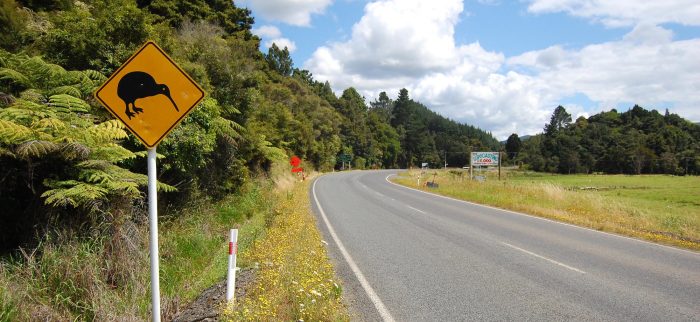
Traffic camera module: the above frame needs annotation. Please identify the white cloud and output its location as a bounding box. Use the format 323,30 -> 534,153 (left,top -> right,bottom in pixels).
304,0 -> 700,139
253,25 -> 297,52
304,0 -> 553,138
526,0 -> 700,27
252,25 -> 282,38
266,38 -> 297,52
509,25 -> 700,122
238,0 -> 333,26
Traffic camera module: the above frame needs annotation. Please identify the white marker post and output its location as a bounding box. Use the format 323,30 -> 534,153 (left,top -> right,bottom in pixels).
226,229 -> 239,302
147,148 -> 161,322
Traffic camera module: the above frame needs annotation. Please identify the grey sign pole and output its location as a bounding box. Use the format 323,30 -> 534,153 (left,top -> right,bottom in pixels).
147,147 -> 161,322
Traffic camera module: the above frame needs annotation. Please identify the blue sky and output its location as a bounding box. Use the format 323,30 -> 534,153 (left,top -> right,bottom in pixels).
240,0 -> 700,139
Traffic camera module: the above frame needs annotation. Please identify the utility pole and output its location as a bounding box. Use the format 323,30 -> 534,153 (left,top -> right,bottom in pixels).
498,151 -> 502,181
444,150 -> 447,169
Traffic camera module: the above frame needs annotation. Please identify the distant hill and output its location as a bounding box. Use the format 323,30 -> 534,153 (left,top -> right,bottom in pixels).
500,134 -> 533,144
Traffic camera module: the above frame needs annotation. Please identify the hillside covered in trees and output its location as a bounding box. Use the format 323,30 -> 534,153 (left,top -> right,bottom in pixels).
508,105 -> 700,175
0,0 -> 497,252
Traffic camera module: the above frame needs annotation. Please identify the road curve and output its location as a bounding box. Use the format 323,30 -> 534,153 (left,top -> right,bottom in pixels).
310,170 -> 700,321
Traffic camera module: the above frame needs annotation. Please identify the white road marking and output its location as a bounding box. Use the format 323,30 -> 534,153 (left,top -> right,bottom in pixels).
384,174 -> 699,257
501,242 -> 586,274
312,177 -> 396,322
406,205 -> 426,214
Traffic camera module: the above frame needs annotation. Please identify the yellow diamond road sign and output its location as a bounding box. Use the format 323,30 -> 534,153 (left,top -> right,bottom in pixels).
95,41 -> 205,148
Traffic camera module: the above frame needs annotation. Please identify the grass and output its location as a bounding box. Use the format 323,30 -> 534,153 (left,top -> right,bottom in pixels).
222,174 -> 349,321
0,164 -> 349,321
158,182 -> 273,318
0,163 -> 317,320
393,169 -> 700,251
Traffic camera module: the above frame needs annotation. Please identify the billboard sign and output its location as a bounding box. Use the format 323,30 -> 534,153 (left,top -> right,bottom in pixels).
471,152 -> 499,166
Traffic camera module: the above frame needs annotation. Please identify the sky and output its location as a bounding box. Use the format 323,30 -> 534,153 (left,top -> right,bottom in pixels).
239,0 -> 700,140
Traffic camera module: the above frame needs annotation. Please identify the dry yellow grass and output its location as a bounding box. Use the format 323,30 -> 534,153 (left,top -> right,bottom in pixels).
394,169 -> 700,251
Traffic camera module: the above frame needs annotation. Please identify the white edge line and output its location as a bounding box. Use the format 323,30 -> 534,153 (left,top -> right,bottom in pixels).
385,173 -> 700,256
312,177 -> 396,322
501,242 -> 586,274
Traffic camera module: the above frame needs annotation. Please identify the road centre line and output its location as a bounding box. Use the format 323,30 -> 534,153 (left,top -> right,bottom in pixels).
312,177 -> 396,322
406,205 -> 426,214
384,174 -> 699,256
501,242 -> 586,274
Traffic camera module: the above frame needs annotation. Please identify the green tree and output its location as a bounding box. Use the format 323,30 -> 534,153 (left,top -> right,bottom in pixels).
544,105 -> 572,136
505,133 -> 521,161
265,43 -> 293,76
370,91 -> 392,123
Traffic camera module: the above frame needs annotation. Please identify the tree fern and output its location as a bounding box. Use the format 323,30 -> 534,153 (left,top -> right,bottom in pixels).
0,51 -> 176,213
42,180 -> 109,209
16,140 -> 59,159
48,94 -> 90,114
256,135 -> 287,162
0,68 -> 31,89
48,85 -> 82,97
0,119 -> 32,143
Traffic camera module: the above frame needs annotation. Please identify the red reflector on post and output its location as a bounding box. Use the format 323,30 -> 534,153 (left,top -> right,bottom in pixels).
229,242 -> 233,255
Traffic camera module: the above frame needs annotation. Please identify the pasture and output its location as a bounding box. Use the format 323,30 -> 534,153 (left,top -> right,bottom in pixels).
393,169 -> 700,251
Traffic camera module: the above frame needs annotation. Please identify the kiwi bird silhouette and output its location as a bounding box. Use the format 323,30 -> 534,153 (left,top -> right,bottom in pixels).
117,71 -> 179,119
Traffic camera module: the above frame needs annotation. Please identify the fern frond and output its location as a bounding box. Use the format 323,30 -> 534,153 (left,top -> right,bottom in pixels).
79,168 -> 113,184
48,94 -> 90,114
78,159 -> 112,169
42,180 -> 109,208
90,143 -> 136,162
0,119 -> 33,143
22,57 -> 68,88
64,71 -> 85,85
157,181 -> 177,192
0,146 -> 15,157
88,120 -> 128,145
32,117 -> 66,133
61,141 -> 91,160
18,89 -> 45,103
48,85 -> 82,98
16,140 -> 59,159
257,136 -> 287,161
83,70 -> 107,83
105,180 -> 141,195
1,100 -> 57,129
0,68 -> 31,88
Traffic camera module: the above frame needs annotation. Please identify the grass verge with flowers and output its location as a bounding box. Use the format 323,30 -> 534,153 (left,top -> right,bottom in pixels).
222,174 -> 349,321
393,169 -> 700,251
0,174 -> 276,321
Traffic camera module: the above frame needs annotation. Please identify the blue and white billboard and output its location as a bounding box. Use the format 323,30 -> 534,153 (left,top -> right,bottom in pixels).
471,152 -> 499,166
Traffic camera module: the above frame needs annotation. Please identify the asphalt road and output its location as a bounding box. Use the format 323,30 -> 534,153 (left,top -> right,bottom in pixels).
310,170 -> 700,321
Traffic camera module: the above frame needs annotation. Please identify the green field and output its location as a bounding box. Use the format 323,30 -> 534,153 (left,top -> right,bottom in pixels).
394,169 -> 700,251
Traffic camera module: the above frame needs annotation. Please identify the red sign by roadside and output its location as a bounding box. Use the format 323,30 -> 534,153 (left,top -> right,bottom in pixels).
290,156 -> 301,168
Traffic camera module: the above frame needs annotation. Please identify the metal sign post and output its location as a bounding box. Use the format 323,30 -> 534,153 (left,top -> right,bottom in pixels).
147,148 -> 161,322
94,40 -> 206,322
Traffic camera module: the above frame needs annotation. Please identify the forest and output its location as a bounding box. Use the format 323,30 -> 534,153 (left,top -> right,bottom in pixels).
1,0 -> 698,253
507,105 -> 700,175
0,0 -> 498,253
2,0 -> 699,252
